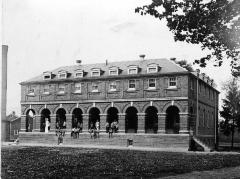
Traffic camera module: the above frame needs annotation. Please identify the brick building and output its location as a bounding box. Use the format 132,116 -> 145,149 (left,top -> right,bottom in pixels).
20,58 -> 219,149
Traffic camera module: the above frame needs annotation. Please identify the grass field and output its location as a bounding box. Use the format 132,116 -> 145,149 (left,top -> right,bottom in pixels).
2,146 -> 240,178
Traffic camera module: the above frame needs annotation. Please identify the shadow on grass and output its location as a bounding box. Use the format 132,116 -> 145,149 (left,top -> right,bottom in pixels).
2,146 -> 240,178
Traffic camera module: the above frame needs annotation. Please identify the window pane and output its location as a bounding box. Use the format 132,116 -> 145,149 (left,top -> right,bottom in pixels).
169,77 -> 176,87
109,70 -> 117,75
148,67 -> 157,73
76,72 -> 83,77
129,80 -> 135,89
149,79 -> 156,88
129,68 -> 137,74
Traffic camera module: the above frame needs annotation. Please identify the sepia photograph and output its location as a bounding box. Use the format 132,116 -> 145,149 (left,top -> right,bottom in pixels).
1,0 -> 240,178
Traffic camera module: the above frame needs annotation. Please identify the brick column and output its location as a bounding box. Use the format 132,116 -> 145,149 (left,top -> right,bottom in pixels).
137,113 -> 145,133
179,113 -> 189,134
20,115 -> 26,132
82,114 -> 89,132
117,113 -> 126,133
100,114 -> 107,132
65,114 -> 72,132
157,113 -> 166,133
50,114 -> 56,132
33,115 -> 41,132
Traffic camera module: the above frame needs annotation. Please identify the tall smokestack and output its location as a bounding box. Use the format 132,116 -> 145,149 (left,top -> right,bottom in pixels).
2,45 -> 8,142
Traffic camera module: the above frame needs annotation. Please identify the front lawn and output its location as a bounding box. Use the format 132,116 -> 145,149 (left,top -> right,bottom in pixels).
2,146 -> 240,178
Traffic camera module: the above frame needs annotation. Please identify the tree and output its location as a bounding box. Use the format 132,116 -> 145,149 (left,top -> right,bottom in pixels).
135,0 -> 240,76
219,78 -> 240,149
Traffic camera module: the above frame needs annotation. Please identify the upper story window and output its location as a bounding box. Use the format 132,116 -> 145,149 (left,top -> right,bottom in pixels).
128,79 -> 136,90
109,81 -> 117,91
128,65 -> 138,75
43,85 -> 50,95
75,69 -> 84,78
28,86 -> 35,96
109,67 -> 119,76
58,84 -> 65,94
43,71 -> 52,80
168,77 -> 177,88
148,79 -> 156,89
147,63 -> 158,73
92,83 -> 98,92
58,70 -> 67,79
91,68 -> 101,77
74,83 -> 81,93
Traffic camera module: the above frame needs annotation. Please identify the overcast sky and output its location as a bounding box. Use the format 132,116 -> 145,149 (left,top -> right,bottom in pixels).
3,0 -> 231,115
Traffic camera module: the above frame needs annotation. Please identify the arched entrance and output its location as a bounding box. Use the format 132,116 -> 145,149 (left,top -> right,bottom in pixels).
166,106 -> 180,134
145,106 -> 158,133
107,107 -> 119,124
72,108 -> 83,128
56,108 -> 66,129
125,107 -> 138,133
89,107 -> 100,129
40,109 -> 51,132
26,109 -> 35,132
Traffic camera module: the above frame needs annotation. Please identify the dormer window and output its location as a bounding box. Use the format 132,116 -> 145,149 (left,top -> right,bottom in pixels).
147,64 -> 158,73
91,68 -> 101,77
74,83 -> 81,93
58,84 -> 65,94
109,67 -> 119,76
128,65 -> 138,75
58,70 -> 67,79
75,69 -> 84,78
43,72 -> 52,80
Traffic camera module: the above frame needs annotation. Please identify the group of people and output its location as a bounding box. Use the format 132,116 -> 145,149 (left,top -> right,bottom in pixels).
55,119 -> 119,142
71,118 -> 83,138
89,121 -> 100,139
105,121 -> 119,138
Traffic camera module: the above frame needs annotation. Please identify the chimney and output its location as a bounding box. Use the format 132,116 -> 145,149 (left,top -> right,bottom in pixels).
170,57 -> 176,61
76,60 -> 82,66
139,54 -> 146,60
201,73 -> 205,80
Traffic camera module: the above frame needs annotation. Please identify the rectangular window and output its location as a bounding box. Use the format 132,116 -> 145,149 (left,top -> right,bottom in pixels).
14,130 -> 19,135
43,86 -> 50,94
148,79 -> 156,89
92,83 -> 98,92
128,80 -> 136,90
74,83 -> 81,93
59,73 -> 67,79
28,87 -> 35,96
109,81 -> 117,91
147,67 -> 157,73
109,70 -> 118,76
169,77 -> 177,88
58,84 -> 65,94
75,72 -> 83,78
44,75 -> 51,80
91,71 -> 100,77
128,68 -> 137,74
190,79 -> 194,90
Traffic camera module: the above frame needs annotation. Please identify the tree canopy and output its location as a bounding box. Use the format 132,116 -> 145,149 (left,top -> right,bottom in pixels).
135,0 -> 240,76
220,78 -> 240,135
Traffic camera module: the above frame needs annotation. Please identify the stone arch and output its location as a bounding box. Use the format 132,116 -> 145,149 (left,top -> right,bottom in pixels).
70,106 -> 85,114
142,103 -> 160,113
53,105 -> 68,114
162,101 -> 183,113
104,103 -> 121,114
25,109 -> 36,132
86,105 -> 103,114
24,106 -> 38,115
122,103 -> 140,113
